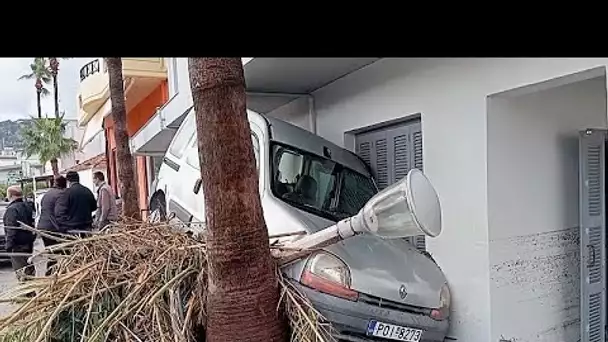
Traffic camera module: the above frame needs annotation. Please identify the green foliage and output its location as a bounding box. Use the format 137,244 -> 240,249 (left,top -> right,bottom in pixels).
0,183 -> 6,199
20,115 -> 79,165
18,58 -> 52,97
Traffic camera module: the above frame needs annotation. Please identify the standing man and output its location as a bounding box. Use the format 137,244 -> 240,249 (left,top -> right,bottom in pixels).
34,176 -> 67,276
3,186 -> 35,280
92,171 -> 118,230
37,175 -> 67,245
55,171 -> 97,233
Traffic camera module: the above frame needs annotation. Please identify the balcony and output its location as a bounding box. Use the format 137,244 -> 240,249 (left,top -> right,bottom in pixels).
78,58 -> 167,125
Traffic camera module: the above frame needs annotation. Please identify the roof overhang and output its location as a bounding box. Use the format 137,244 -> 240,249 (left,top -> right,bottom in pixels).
244,58 -> 380,113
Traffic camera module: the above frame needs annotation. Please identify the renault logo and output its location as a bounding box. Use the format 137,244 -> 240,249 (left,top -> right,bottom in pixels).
399,284 -> 407,299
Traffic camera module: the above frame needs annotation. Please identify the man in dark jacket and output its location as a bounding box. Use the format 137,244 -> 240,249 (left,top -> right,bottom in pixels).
37,175 -> 67,246
3,185 -> 35,280
55,171 -> 97,232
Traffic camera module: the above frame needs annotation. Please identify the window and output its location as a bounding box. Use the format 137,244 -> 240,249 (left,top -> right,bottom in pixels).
251,133 -> 260,171
185,139 -> 199,169
185,132 -> 261,172
276,151 -> 303,184
336,169 -> 377,216
168,113 -> 195,159
271,144 -> 377,222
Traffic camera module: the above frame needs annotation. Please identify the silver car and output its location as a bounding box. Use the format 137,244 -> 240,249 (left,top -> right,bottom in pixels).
150,109 -> 451,342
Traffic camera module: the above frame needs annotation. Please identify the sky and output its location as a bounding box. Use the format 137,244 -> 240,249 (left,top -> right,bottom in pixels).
0,58 -> 91,122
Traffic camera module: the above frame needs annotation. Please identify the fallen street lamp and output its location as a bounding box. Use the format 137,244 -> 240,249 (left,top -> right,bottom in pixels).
275,169 -> 442,264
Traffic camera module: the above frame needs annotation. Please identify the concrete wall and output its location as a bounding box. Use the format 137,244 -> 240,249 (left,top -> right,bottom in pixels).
266,58 -> 608,341
487,76 -> 607,341
267,98 -> 313,131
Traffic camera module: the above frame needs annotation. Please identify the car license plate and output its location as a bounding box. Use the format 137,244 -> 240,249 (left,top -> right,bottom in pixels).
366,320 -> 423,341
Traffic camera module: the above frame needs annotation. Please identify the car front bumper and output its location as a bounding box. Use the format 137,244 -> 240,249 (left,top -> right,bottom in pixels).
292,283 -> 449,342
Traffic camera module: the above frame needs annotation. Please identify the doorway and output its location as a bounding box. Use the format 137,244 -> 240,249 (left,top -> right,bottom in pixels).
487,72 -> 607,342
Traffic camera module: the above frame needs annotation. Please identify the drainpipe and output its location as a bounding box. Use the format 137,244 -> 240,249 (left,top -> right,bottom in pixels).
308,95 -> 317,134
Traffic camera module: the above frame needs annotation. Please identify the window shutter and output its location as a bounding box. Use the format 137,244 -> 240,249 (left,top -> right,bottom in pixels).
579,129 -> 606,342
355,119 -> 426,251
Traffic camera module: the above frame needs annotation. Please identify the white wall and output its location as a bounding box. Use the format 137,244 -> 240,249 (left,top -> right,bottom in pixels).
266,58 -> 608,341
267,98 -> 312,131
78,167 -> 106,196
487,77 -> 607,341
81,132 -> 105,160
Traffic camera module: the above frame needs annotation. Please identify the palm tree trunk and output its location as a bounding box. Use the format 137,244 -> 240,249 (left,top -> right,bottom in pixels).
50,58 -> 60,118
188,58 -> 286,342
36,89 -> 42,119
106,58 -> 140,220
53,75 -> 59,118
50,158 -> 59,176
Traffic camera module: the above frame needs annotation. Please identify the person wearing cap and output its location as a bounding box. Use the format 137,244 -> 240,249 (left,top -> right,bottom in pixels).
2,185 -> 35,280
55,171 -> 97,233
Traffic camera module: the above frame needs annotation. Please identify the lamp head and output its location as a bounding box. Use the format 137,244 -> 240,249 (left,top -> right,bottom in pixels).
351,169 -> 442,239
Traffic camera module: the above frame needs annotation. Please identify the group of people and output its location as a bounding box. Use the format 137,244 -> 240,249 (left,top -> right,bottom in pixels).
2,171 -> 118,280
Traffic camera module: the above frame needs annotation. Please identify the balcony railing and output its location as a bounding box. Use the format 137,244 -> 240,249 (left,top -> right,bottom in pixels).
80,59 -> 100,81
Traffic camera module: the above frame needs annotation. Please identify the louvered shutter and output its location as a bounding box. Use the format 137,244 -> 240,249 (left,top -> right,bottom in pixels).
408,122 -> 425,250
579,129 -> 606,342
355,119 -> 426,251
356,130 -> 391,190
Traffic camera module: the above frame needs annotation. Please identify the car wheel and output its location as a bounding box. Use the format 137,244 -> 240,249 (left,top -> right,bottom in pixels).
148,192 -> 167,223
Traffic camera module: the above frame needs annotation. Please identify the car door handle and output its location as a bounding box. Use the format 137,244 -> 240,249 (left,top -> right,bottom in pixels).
193,178 -> 203,194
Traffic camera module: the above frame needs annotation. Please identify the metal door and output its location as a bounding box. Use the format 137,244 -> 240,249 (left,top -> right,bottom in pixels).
580,128 -> 606,342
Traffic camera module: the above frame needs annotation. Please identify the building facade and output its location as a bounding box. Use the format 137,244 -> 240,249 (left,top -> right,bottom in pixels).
130,58 -> 608,342
76,58 -> 169,213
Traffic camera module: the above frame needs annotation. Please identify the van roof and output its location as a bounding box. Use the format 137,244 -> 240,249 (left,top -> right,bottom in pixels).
260,114 -> 371,177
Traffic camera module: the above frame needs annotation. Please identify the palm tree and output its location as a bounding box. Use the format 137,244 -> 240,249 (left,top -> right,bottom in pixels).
105,58 -> 140,220
188,58 -> 286,342
48,57 -> 71,118
18,58 -> 52,119
20,115 -> 79,175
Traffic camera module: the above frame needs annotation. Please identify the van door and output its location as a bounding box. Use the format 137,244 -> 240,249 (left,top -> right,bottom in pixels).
579,128 -> 606,342
180,123 -> 264,225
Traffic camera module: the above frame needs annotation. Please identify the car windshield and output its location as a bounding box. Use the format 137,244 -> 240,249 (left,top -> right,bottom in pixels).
271,144 -> 377,222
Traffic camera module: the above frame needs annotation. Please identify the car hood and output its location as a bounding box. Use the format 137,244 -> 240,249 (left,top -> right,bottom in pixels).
265,197 -> 446,308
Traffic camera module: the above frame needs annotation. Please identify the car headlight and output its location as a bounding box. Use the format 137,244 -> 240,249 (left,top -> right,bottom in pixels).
431,283 -> 451,321
300,251 -> 359,301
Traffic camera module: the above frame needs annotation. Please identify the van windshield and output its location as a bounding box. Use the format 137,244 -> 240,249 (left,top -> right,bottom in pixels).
271,144 -> 377,222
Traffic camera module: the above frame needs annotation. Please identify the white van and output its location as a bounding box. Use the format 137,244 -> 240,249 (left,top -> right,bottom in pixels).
150,109 -> 451,342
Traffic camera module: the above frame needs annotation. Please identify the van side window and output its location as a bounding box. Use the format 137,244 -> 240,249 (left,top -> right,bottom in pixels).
185,132 -> 261,172
274,149 -> 304,198
311,160 -> 336,208
251,133 -> 260,171
185,139 -> 199,169
168,114 -> 196,159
